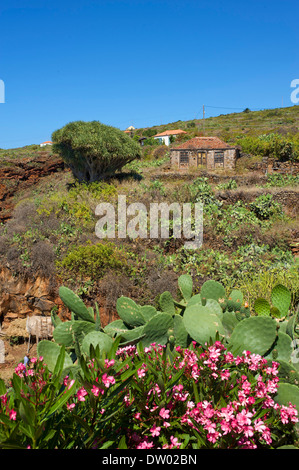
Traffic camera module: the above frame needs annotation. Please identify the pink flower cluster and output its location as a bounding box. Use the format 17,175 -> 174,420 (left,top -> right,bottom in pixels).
0,393 -> 16,421
65,356 -> 117,413
125,341 -> 298,449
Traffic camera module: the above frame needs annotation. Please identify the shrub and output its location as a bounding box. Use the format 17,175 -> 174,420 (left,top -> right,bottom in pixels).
1,341 -> 298,449
57,242 -> 127,279
249,194 -> 282,220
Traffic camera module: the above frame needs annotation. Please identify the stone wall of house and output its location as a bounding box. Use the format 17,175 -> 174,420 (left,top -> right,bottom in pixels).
170,148 -> 236,170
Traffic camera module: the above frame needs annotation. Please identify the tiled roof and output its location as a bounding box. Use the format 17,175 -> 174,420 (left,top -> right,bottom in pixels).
154,129 -> 187,137
40,141 -> 53,144
171,137 -> 233,150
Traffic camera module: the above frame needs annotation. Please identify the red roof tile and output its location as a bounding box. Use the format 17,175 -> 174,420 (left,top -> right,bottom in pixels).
172,137 -> 233,150
154,129 -> 187,137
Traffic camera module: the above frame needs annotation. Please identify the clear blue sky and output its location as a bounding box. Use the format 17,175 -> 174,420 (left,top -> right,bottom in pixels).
0,0 -> 298,148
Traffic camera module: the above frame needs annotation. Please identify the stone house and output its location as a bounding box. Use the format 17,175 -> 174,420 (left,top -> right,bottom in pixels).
170,136 -> 238,170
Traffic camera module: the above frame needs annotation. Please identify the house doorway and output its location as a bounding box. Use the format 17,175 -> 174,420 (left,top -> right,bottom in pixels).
197,151 -> 207,168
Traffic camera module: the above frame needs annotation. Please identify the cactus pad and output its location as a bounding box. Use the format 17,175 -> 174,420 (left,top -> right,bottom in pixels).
82,331 -> 113,356
142,313 -> 173,347
271,284 -> 291,318
59,286 -> 94,323
228,316 -> 277,355
116,297 -> 146,327
200,280 -> 226,302
178,274 -> 193,301
254,298 -> 271,316
183,305 -> 225,346
159,291 -> 176,315
37,340 -> 73,372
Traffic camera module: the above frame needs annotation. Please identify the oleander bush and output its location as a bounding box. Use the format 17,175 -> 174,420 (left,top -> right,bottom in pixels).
0,340 -> 298,449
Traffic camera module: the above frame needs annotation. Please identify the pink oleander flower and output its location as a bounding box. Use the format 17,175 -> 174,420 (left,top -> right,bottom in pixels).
67,402 -> 76,411
170,436 -> 182,448
220,369 -> 230,380
104,359 -> 115,368
236,409 -> 253,427
159,407 -> 170,420
9,409 -> 17,421
254,418 -> 267,433
137,368 -> 146,378
280,403 -> 298,424
91,385 -> 103,397
137,439 -> 154,449
102,373 -> 115,388
150,425 -> 161,437
77,387 -> 88,402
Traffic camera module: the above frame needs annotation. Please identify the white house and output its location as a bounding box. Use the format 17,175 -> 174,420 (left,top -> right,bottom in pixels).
40,141 -> 53,147
153,129 -> 187,146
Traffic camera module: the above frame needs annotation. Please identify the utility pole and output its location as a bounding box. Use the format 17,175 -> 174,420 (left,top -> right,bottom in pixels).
203,105 -> 205,136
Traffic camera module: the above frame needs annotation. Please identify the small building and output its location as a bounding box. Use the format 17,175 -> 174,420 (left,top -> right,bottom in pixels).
124,126 -> 136,135
170,136 -> 238,170
40,141 -> 53,147
153,129 -> 187,146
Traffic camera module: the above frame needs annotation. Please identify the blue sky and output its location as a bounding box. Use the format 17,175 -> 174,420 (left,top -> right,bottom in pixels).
0,0 -> 298,148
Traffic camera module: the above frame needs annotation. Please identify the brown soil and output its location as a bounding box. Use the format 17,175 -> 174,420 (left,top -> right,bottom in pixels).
0,337 -> 38,386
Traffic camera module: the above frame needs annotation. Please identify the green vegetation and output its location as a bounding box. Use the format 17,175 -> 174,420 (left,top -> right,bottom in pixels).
52,120 -> 142,182
0,106 -> 298,449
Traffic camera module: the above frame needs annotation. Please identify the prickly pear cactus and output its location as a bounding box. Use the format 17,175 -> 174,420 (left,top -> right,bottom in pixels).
59,286 -> 95,323
178,274 -> 193,302
142,313 -> 174,348
254,298 -> 271,316
275,383 -> 299,413
37,340 -> 73,372
271,284 -> 291,318
159,291 -> 176,315
228,316 -> 278,356
81,331 -> 113,356
116,297 -> 146,327
200,280 -> 226,303
183,304 -> 225,346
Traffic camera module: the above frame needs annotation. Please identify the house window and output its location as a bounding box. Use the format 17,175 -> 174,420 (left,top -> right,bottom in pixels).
179,151 -> 189,164
214,151 -> 224,166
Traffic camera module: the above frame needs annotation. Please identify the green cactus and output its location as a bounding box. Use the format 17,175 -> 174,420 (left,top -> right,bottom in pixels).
140,305 -> 157,322
104,319 -> 129,337
142,313 -> 174,348
37,340 -> 73,372
178,274 -> 193,301
173,314 -> 190,348
235,312 -> 243,322
159,291 -> 176,315
228,289 -> 244,304
254,298 -> 271,316
53,320 -> 75,348
275,383 -> 299,412
265,332 -> 293,363
222,310 -> 239,336
186,294 -> 202,308
271,284 -> 292,318
276,361 -> 299,386
228,316 -> 278,356
183,304 -> 225,346
59,286 -> 94,323
200,280 -> 226,303
116,297 -> 146,328
81,331 -> 113,356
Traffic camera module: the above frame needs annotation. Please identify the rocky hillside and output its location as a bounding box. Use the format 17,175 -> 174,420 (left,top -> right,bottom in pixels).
0,148 -> 65,223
